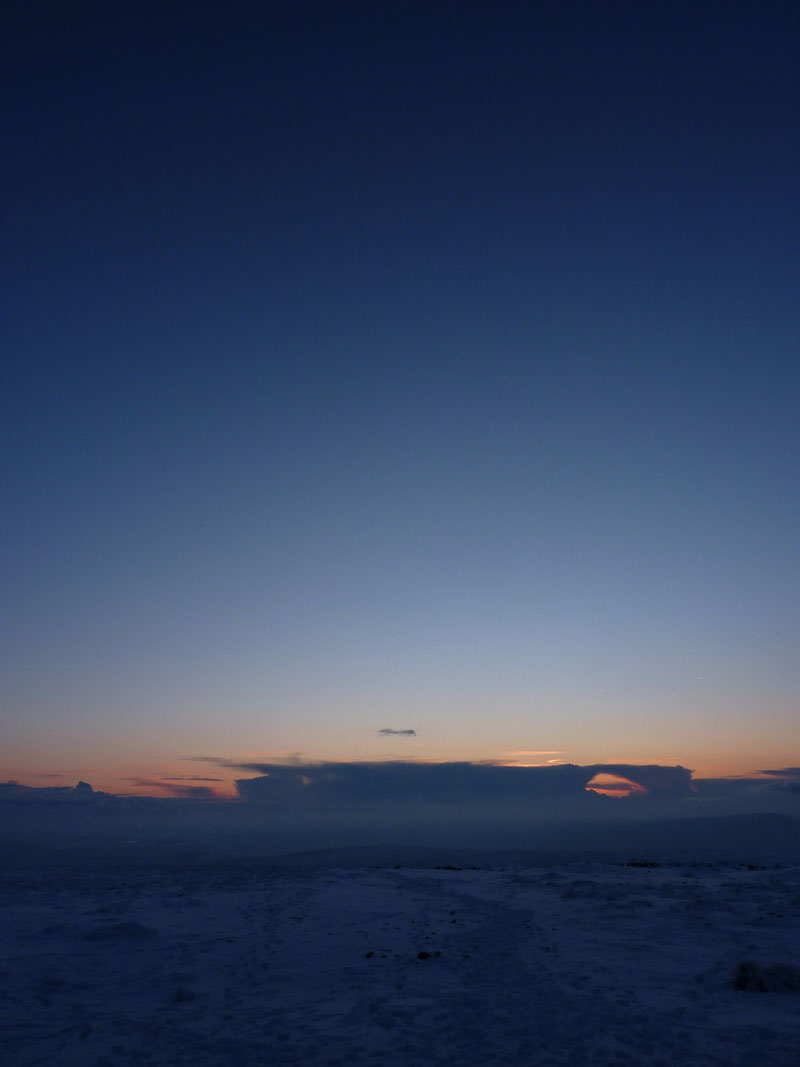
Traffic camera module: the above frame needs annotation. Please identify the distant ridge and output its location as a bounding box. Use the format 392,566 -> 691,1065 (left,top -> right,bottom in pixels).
273,813 -> 800,868
2,801 -> 798,867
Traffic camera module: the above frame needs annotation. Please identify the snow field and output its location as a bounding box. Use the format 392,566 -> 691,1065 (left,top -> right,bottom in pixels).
1,861 -> 799,1065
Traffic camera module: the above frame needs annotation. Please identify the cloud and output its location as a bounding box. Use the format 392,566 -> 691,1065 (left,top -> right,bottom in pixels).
6,762 -> 797,824
2,767 -> 799,866
379,728 -> 417,736
506,751 -> 564,757
124,778 -> 220,799
162,776 -> 224,783
231,761 -> 694,812
757,770 -> 800,795
685,772 -> 800,806
182,756 -> 800,818
0,780 -> 101,805
185,754 -> 306,768
590,764 -> 693,795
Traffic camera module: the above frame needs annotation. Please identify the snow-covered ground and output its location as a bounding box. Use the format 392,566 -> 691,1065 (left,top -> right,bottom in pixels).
2,859 -> 799,1065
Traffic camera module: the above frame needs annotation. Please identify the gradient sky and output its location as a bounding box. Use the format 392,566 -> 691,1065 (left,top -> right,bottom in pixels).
3,3 -> 799,796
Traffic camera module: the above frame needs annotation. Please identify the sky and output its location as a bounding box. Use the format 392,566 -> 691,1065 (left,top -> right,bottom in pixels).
3,2 -> 799,801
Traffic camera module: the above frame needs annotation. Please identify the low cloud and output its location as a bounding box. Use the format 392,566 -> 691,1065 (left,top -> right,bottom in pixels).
0,781 -> 100,805
124,778 -> 220,799
13,761 -> 796,822
758,769 -> 800,795
379,728 -> 417,737
506,751 -> 564,758
232,761 -> 694,813
162,776 -> 224,783
2,765 -> 799,865
684,771 -> 800,805
591,764 -> 693,795
185,754 -> 306,769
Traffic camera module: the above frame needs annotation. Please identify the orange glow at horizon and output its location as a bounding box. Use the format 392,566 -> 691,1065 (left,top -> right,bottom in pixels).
585,773 -> 648,798
3,748 -> 800,801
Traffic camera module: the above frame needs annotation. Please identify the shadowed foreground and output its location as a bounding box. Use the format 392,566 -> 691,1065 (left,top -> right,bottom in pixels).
2,860 -> 799,1065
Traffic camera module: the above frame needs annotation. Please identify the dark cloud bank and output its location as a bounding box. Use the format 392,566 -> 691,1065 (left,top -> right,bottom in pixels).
230,761 -> 691,805
2,763 -> 799,866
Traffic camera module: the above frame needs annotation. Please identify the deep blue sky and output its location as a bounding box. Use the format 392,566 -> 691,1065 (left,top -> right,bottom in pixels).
3,2 -> 799,790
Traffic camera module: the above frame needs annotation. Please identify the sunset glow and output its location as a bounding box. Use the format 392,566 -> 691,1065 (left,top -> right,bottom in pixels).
585,774 -> 648,798
3,3 -> 798,807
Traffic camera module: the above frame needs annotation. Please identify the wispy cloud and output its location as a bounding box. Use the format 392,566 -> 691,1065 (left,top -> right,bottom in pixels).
162,776 -> 224,783
757,769 -> 800,794
506,751 -> 564,757
379,728 -> 417,736
185,754 -> 307,768
124,778 -> 220,799
503,750 -> 565,766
